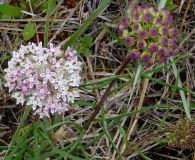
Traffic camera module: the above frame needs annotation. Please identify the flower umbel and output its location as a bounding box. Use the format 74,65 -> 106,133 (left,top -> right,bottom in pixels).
118,5 -> 178,67
4,42 -> 82,118
167,118 -> 195,150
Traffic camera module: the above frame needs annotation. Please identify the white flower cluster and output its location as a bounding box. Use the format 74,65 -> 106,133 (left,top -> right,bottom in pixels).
4,42 -> 82,118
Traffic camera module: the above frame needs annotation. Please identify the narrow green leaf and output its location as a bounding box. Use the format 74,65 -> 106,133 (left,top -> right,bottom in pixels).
7,127 -> 33,159
47,121 -> 83,131
22,22 -> 36,40
15,147 -> 26,160
73,101 -> 96,107
101,107 -> 124,160
96,104 -> 173,121
44,0 -> 54,47
80,74 -> 128,87
83,108 -> 128,150
79,145 -> 90,160
5,105 -> 32,159
135,147 -> 152,160
33,120 -> 39,160
117,125 -> 128,149
170,57 -> 191,119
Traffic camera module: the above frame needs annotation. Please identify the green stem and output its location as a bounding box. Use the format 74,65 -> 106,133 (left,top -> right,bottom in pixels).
101,107 -> 124,160
44,0 -> 53,47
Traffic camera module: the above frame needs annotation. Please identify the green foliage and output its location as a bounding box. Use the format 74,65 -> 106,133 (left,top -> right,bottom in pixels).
0,73 -> 6,83
76,36 -> 93,57
165,0 -> 178,11
117,125 -> 128,149
0,4 -> 22,18
0,55 -> 10,61
29,0 -> 37,7
80,73 -> 128,90
22,22 -> 36,41
64,0 -> 111,49
38,0 -> 56,12
0,0 -> 57,19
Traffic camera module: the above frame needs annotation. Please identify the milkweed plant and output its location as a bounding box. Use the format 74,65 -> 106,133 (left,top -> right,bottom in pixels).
118,5 -> 178,67
4,42 -> 82,118
3,3 -> 193,154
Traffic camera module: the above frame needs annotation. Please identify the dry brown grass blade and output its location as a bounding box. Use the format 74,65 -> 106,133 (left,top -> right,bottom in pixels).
91,28 -> 107,46
86,57 -> 101,102
179,0 -> 192,32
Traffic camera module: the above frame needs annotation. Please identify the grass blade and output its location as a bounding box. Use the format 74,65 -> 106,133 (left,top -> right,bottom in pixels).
5,105 -> 32,159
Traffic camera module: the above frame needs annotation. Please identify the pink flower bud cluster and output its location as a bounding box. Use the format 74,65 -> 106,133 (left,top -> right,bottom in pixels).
4,42 -> 82,118
118,5 -> 178,67
168,118 -> 195,150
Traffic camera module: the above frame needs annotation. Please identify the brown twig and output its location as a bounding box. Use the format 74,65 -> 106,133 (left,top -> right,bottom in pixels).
86,57 -> 101,102
179,0 -> 192,32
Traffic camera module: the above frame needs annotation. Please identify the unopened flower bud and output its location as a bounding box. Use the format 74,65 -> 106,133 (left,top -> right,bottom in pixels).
149,7 -> 159,17
149,27 -> 158,37
141,53 -> 151,62
138,29 -> 148,39
129,49 -> 140,59
159,26 -> 168,35
125,37 -> 135,46
168,28 -> 179,37
159,8 -> 169,16
133,13 -> 142,22
148,42 -> 158,53
137,5 -> 148,14
168,38 -> 177,49
132,23 -> 141,32
145,59 -> 153,68
121,17 -> 130,27
162,15 -> 173,26
160,56 -> 168,63
165,47 -> 174,57
160,36 -> 169,46
158,46 -> 166,56
137,39 -> 147,50
143,12 -> 153,22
